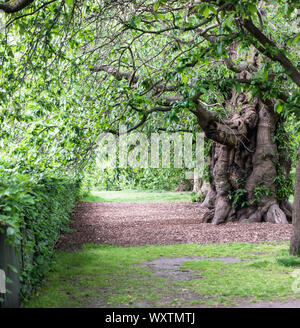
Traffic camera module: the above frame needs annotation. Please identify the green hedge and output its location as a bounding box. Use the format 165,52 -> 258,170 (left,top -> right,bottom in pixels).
0,174 -> 81,301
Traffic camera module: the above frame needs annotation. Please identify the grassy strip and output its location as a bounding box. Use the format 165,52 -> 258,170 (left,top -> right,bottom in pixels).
82,190 -> 193,203
24,241 -> 300,308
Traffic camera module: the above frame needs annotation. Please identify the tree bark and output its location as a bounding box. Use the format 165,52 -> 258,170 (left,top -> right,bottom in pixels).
290,146 -> 300,255
193,169 -> 202,193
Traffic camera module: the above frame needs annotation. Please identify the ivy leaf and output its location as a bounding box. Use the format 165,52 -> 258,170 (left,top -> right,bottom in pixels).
235,83 -> 242,93
275,102 -> 284,114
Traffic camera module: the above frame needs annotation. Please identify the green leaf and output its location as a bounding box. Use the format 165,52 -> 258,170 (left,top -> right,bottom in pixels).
235,83 -> 242,93
153,2 -> 160,10
217,43 -> 223,56
181,74 -> 188,84
288,33 -> 300,46
247,3 -> 257,14
275,102 -> 284,114
6,227 -> 16,236
203,6 -> 210,18
7,264 -> 18,273
65,0 -> 73,7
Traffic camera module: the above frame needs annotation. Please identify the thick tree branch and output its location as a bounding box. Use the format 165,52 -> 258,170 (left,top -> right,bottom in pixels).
243,18 -> 300,87
130,104 -> 171,114
0,0 -> 34,13
124,17 -> 212,35
91,65 -> 139,83
91,65 -> 177,93
103,114 -> 148,135
191,92 -> 252,148
223,58 -> 257,73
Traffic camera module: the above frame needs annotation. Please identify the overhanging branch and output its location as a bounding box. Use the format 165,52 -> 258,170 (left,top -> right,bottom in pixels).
91,64 -> 178,94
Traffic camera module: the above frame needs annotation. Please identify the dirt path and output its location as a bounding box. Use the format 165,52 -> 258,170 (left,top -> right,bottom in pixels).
57,201 -> 292,249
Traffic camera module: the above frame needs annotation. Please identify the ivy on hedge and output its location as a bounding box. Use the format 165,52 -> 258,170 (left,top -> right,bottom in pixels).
0,174 -> 81,300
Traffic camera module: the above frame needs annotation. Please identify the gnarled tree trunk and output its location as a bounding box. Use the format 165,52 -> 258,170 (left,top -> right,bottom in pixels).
290,146 -> 300,254
200,97 -> 291,224
194,45 -> 293,225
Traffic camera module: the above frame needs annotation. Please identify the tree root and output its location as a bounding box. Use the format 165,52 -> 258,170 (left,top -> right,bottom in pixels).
265,204 -> 289,224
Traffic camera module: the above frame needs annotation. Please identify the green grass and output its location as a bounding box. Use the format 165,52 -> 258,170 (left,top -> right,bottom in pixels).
276,256 -> 300,267
23,241 -> 300,308
82,190 -> 193,202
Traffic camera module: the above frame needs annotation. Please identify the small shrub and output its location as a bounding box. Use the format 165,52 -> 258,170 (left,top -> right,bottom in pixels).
191,192 -> 204,203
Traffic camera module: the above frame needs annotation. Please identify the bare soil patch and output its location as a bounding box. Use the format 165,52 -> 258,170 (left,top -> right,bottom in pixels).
56,201 -> 292,249
143,256 -> 245,281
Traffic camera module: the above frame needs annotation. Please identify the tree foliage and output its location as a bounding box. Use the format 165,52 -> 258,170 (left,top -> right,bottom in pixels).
0,0 -> 299,174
